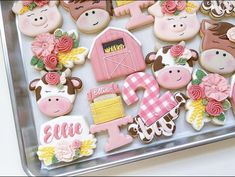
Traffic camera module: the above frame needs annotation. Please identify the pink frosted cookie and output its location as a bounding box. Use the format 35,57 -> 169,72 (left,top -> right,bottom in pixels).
200,20 -> 235,75
12,1 -> 62,37
88,27 -> 146,82
122,72 -> 187,143
37,116 -> 96,166
88,83 -> 133,152
29,70 -> 83,118
31,29 -> 88,71
186,69 -> 231,131
145,41 -> 198,90
114,0 -> 155,30
148,0 -> 201,42
61,0 -> 113,34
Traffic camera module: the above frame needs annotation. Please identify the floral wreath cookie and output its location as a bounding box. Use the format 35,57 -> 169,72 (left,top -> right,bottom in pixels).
37,116 -> 96,166
148,0 -> 201,42
31,29 -> 88,71
186,69 -> 231,131
12,0 -> 62,37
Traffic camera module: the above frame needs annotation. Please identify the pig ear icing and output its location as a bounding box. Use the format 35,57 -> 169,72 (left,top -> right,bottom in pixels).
49,0 -> 59,7
60,0 -> 71,10
12,1 -> 23,15
29,79 -> 40,91
200,20 -> 215,35
148,2 -> 163,17
70,77 -> 83,90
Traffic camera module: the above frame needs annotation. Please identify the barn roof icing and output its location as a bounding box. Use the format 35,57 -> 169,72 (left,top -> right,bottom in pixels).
88,27 -> 142,59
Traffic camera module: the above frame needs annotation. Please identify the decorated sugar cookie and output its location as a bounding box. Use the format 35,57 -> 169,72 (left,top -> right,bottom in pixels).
114,0 -> 155,30
31,29 -> 88,71
88,83 -> 133,152
200,20 -> 235,75
29,70 -> 83,118
37,116 -> 96,166
12,0 -> 62,37
145,41 -> 198,90
61,0 -> 113,34
122,72 -> 187,143
231,74 -> 235,114
148,0 -> 201,42
88,27 -> 146,82
200,0 -> 235,20
186,69 -> 231,131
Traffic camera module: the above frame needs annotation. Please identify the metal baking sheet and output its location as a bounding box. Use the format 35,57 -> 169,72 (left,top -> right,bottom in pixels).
1,0 -> 235,176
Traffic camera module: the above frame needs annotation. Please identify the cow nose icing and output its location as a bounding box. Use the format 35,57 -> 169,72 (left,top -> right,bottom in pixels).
31,14 -> 47,26
171,22 -> 186,32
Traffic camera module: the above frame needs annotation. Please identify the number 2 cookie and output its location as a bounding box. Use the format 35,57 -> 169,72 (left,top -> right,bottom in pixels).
12,1 -> 62,37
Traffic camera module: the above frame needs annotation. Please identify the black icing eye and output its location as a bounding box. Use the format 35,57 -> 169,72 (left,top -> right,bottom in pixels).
48,99 -> 51,102
40,17 -> 43,20
177,70 -> 180,73
223,53 -> 227,57
85,13 -> 89,16
180,24 -> 183,27
56,99 -> 59,101
34,18 -> 38,21
216,51 -> 219,55
169,70 -> 172,73
173,25 -> 176,28
92,10 -> 95,14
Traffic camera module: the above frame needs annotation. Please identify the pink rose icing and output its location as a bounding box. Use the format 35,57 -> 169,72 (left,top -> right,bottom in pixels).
71,140 -> 82,149
206,100 -> 223,117
161,0 -> 177,15
176,0 -> 186,11
31,33 -> 56,58
55,141 -> 75,162
45,72 -> 60,85
44,54 -> 58,70
23,0 -> 33,6
170,44 -> 185,57
34,0 -> 49,7
57,36 -> 74,53
188,85 -> 205,100
227,27 -> 235,43
200,74 -> 230,102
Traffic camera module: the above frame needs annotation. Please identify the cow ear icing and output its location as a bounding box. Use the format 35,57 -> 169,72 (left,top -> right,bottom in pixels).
145,52 -> 157,65
29,79 -> 40,91
71,77 -> 83,90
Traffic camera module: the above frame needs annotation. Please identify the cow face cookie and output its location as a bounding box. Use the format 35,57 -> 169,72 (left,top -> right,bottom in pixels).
122,72 -> 187,143
200,20 -> 235,75
37,116 -> 96,166
146,41 -> 198,90
29,71 -> 83,118
148,0 -> 201,42
61,0 -> 113,34
201,0 -> 235,20
31,29 -> 88,71
186,69 -> 231,131
12,1 -> 62,37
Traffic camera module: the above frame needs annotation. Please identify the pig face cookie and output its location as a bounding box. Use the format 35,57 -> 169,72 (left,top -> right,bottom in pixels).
201,0 -> 235,20
61,0 -> 113,34
200,20 -> 235,75
148,0 -> 201,42
12,1 -> 62,37
29,71 -> 83,118
37,116 -> 96,166
31,29 -> 88,71
146,41 -> 199,90
88,83 -> 133,152
186,69 -> 231,131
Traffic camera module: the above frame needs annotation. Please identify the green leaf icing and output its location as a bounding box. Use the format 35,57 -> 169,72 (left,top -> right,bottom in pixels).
31,56 -> 39,66
222,99 -> 231,111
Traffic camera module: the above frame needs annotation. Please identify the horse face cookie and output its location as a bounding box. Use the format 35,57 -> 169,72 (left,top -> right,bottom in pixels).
186,69 -> 231,131
200,20 -> 235,75
37,116 -> 96,166
61,0 -> 113,34
146,41 -> 198,90
12,1 -> 62,37
201,0 -> 235,20
148,0 -> 201,42
29,71 -> 83,118
31,29 -> 88,71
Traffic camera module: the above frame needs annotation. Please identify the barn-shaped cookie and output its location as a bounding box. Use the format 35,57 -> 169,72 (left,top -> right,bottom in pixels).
88,27 -> 146,82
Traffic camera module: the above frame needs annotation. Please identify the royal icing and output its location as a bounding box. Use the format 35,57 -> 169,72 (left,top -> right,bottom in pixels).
231,74 -> 235,114
148,0 -> 201,42
88,27 -> 146,82
12,1 -> 62,37
201,0 -> 235,20
31,29 -> 88,71
29,71 -> 83,118
122,72 -> 187,143
145,41 -> 198,90
88,83 -> 133,152
37,116 -> 96,166
61,0 -> 113,34
114,0 -> 155,30
186,69 -> 231,131
200,20 -> 235,75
